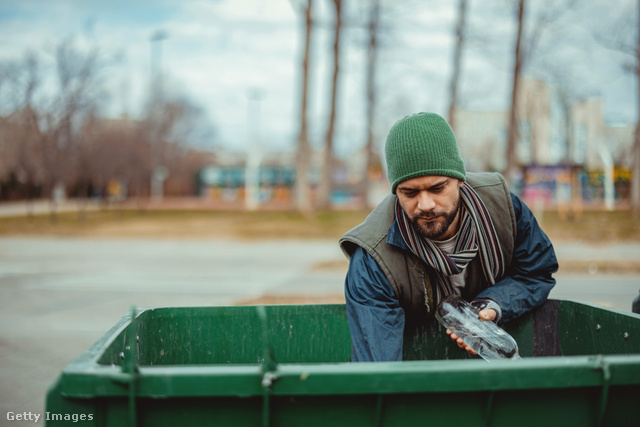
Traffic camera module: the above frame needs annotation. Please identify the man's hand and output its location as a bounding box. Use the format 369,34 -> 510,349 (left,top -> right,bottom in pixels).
445,309 -> 497,356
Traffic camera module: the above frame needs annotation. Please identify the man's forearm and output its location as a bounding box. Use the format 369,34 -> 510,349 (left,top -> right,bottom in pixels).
474,274 -> 555,323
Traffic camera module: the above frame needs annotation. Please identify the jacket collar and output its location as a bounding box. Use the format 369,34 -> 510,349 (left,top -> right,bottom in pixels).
386,219 -> 409,251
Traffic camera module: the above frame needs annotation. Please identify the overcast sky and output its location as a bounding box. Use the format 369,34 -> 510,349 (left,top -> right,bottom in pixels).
0,0 -> 637,157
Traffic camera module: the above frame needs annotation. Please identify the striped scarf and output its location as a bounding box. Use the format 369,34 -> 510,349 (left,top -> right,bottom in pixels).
395,183 -> 505,305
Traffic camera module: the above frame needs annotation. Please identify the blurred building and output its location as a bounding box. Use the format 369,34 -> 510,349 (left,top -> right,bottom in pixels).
200,78 -> 635,210
454,77 -> 635,208
197,148 -> 388,209
454,110 -> 508,172
455,78 -> 635,169
197,151 -> 295,207
455,79 -> 562,171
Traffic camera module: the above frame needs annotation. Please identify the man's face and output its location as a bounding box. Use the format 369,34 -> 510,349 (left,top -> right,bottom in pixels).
396,175 -> 462,241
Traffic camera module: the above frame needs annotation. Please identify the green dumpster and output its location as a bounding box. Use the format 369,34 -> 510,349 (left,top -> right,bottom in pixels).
46,300 -> 640,427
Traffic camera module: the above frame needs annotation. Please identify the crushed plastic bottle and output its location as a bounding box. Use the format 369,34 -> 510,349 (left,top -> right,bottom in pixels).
435,295 -> 521,361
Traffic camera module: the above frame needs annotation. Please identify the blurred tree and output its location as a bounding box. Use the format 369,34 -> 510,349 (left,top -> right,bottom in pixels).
504,0 -> 576,184
363,0 -> 381,208
558,82 -> 580,167
0,53 -> 44,207
447,0 -> 467,134
46,39 -> 105,220
536,64 -> 580,164
634,0 -> 640,214
317,0 -> 343,210
589,0 -> 640,213
0,38 -> 214,213
504,0 -> 525,185
143,97 -> 211,197
290,0 -> 315,212
115,88 -> 202,203
0,40 -> 106,220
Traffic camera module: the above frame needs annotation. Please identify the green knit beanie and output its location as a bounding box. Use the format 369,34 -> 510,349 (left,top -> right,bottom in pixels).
385,112 -> 466,194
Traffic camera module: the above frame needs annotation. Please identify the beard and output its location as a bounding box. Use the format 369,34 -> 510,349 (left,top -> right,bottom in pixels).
411,197 -> 461,241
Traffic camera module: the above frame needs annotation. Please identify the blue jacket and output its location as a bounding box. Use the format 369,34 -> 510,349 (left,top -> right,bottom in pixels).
344,192 -> 558,362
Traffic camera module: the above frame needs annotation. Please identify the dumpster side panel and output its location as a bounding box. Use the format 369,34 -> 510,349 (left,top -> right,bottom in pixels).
136,307 -> 263,365
137,397 -> 262,426
45,378 -> 99,426
558,300 -> 640,356
272,395 -> 379,427
45,386 -> 640,427
381,390 -> 592,427
121,305 -> 351,366
488,388 -> 597,427
270,394 -> 509,427
604,384 -> 640,426
265,304 -> 351,364
47,302 -> 640,427
269,387 -> 640,427
380,392 -> 493,426
531,299 -> 562,356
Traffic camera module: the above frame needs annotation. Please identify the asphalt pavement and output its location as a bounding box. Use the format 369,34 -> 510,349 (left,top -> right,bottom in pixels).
0,236 -> 639,427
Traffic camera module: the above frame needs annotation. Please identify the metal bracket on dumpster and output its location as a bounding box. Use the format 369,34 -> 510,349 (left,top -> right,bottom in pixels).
110,306 -> 140,427
256,305 -> 279,427
484,391 -> 496,426
373,394 -> 385,427
592,355 -> 611,427
257,305 -> 278,373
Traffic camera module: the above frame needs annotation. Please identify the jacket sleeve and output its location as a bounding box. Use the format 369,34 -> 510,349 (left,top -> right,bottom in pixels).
344,246 -> 405,362
474,192 -> 558,324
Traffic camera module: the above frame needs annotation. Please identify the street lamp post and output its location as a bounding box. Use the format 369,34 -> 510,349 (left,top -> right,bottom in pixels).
597,142 -> 615,211
245,88 -> 266,210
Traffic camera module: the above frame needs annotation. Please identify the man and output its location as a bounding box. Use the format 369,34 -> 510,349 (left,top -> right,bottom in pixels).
339,112 -> 558,361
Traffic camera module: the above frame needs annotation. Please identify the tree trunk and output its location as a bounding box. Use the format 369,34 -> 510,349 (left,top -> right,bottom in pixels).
447,0 -> 467,134
632,0 -> 640,214
505,0 -> 525,186
294,0 -> 314,212
317,0 -> 342,210
364,0 -> 380,208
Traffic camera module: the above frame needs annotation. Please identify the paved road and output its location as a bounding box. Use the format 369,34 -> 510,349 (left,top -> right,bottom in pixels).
0,237 -> 347,427
0,237 -> 638,427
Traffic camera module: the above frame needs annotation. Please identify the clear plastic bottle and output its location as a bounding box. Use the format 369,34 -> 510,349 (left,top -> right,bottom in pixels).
435,295 -> 521,361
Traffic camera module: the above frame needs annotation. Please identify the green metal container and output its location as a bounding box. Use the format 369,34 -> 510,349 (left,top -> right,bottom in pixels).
46,300 -> 640,427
